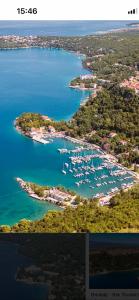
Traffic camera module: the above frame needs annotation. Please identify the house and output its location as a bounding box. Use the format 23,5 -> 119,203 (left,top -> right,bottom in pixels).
97,79 -> 110,84
42,115 -> 51,121
48,188 -> 73,202
80,74 -> 96,80
120,76 -> 139,94
102,143 -> 110,151
48,125 -> 56,133
30,126 -> 46,137
119,140 -> 127,146
30,127 -> 41,134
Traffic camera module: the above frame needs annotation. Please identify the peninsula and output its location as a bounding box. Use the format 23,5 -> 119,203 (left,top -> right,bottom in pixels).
16,178 -> 78,208
0,26 -> 139,232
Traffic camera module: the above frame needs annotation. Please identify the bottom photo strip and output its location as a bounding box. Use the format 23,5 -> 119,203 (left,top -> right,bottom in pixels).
0,234 -> 139,299
87,234 -> 139,300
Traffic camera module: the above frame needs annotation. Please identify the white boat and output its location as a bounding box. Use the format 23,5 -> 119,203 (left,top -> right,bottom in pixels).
62,170 -> 66,175
32,136 -> 49,144
65,163 -> 69,168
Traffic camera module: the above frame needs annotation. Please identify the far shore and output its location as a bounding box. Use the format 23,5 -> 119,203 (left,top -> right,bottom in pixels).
91,267 -> 139,277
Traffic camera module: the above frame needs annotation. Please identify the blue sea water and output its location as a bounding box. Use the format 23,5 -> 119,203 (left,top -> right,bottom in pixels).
0,47 -> 91,225
89,234 -> 139,289
0,22 -> 135,226
0,241 -> 47,299
89,269 -> 139,289
0,20 -> 136,36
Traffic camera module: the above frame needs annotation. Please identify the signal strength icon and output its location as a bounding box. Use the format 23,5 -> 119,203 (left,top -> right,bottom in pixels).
128,8 -> 138,14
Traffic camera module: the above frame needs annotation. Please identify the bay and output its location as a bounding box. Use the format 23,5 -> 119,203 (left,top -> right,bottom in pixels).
0,47 -> 90,225
0,22 -> 135,226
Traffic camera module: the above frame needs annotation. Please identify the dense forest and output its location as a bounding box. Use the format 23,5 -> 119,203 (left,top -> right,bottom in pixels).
67,84 -> 139,167
16,112 -> 68,133
90,248 -> 139,275
1,185 -> 139,233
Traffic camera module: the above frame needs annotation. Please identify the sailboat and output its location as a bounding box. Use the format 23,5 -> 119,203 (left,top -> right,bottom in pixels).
69,163 -> 73,173
65,163 -> 69,168
62,163 -> 66,175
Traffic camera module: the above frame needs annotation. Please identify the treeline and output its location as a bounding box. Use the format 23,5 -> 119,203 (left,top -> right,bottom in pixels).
41,32 -> 139,83
90,251 -> 139,275
1,184 -> 139,233
67,84 -> 139,166
16,112 -> 69,133
1,31 -> 139,84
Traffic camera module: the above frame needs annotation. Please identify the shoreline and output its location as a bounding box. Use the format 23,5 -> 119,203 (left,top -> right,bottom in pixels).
15,121 -> 139,206
91,267 -> 139,277
11,33 -> 139,211
16,177 -> 77,209
69,84 -> 96,91
15,121 -> 139,178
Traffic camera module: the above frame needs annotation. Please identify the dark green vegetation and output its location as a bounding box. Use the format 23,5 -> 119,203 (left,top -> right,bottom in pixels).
90,248 -> 139,275
89,249 -> 139,275
1,185 -> 139,233
1,30 -> 139,83
16,83 -> 139,168
69,84 -> 139,167
26,181 -> 77,198
16,112 -> 68,133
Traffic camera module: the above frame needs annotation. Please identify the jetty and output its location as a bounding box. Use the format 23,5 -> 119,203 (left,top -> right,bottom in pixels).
32,136 -> 49,144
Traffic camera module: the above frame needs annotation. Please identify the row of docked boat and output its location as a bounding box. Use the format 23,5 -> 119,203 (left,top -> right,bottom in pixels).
58,146 -> 88,154
59,146 -> 135,199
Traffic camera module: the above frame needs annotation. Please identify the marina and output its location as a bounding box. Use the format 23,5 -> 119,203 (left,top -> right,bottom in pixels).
0,33 -> 138,225
16,120 -> 137,205
57,142 -> 137,203
15,119 -> 138,206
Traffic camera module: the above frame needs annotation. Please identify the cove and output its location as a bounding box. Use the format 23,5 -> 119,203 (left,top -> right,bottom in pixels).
0,47 -> 90,225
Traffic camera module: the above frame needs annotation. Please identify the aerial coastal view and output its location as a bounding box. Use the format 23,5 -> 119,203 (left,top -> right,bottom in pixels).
0,234 -> 85,299
0,21 -> 139,232
89,234 -> 139,289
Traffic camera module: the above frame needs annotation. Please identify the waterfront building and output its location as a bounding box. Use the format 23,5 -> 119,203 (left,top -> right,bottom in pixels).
48,126 -> 56,133
80,74 -> 96,80
48,188 -> 74,202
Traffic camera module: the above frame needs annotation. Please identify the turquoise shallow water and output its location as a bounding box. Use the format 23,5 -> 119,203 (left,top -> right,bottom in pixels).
0,48 -> 134,225
0,47 -> 90,225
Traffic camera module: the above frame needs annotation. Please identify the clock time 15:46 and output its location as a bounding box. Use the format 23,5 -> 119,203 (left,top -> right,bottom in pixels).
17,8 -> 37,14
